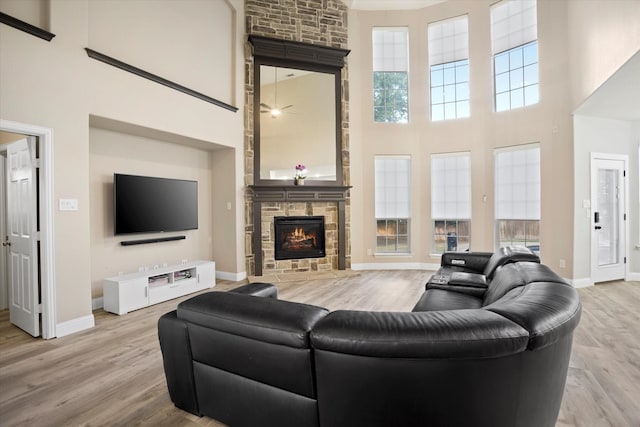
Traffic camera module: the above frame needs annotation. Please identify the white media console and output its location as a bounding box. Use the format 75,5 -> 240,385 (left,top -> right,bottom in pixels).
103,260 -> 215,315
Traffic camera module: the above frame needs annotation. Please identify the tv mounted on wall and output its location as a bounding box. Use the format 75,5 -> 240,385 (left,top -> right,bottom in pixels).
113,173 -> 198,235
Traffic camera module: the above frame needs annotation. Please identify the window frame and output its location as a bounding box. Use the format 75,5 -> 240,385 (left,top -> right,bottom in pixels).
372,27 -> 410,124
494,144 -> 541,253
428,15 -> 470,121
494,41 -> 539,112
375,155 -> 412,254
431,152 -> 472,254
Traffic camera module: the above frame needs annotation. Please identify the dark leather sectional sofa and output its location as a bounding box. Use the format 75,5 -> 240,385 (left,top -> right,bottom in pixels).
158,246 -> 581,427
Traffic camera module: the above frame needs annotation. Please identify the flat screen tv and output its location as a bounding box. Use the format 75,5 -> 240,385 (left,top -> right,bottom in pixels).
114,173 -> 198,235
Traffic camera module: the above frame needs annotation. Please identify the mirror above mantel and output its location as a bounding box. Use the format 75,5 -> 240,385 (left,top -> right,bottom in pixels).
249,35 -> 350,186
259,65 -> 336,181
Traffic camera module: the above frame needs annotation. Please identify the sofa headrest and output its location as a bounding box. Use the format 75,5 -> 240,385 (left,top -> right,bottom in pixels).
483,245 -> 540,279
177,292 -> 328,349
311,309 -> 529,359
484,281 -> 581,350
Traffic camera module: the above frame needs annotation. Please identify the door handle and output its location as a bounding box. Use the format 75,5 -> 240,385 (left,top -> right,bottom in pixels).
595,225 -> 602,230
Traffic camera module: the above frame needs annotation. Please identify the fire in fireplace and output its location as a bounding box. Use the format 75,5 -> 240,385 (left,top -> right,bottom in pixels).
274,216 -> 325,260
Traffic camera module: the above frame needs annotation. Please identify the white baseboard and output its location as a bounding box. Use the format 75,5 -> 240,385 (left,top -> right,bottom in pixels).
566,274 -> 640,287
569,277 -> 594,288
626,272 -> 640,281
351,262 -> 439,271
216,270 -> 247,282
92,297 -> 104,310
56,314 -> 95,338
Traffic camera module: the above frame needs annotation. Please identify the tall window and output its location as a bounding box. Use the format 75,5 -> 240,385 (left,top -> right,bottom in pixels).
372,27 -> 409,123
491,0 -> 539,112
494,144 -> 540,254
375,156 -> 411,253
428,15 -> 470,121
431,153 -> 471,253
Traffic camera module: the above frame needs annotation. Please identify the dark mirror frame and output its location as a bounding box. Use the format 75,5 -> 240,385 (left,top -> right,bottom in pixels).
249,35 -> 350,187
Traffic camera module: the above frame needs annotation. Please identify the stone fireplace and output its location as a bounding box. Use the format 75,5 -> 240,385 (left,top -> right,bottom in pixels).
244,0 -> 350,277
249,186 -> 349,275
274,216 -> 325,261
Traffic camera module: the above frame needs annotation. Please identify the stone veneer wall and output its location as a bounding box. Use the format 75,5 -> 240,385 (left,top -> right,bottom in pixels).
244,0 -> 350,275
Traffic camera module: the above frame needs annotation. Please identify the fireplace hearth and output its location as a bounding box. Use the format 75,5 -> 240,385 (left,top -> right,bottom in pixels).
274,216 -> 325,261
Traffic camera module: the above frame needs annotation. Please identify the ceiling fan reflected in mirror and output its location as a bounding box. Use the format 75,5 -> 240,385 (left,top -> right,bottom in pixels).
261,67 -> 294,118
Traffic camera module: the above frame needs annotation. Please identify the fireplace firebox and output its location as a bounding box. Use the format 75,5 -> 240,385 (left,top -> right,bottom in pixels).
274,216 -> 325,260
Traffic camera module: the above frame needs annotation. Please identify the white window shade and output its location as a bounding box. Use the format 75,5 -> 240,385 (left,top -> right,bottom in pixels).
431,153 -> 471,219
373,27 -> 409,72
375,156 -> 411,218
495,145 -> 540,220
491,0 -> 537,55
428,15 -> 469,66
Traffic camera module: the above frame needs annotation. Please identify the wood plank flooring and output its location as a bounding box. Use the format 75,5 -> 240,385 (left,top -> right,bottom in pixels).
0,271 -> 638,426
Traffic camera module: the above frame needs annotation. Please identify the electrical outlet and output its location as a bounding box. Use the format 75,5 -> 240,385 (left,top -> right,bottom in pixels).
559,259 -> 566,268
367,248 -> 372,256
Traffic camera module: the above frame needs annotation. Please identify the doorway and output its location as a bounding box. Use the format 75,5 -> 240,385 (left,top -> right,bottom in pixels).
0,119 -> 56,339
590,153 -> 628,283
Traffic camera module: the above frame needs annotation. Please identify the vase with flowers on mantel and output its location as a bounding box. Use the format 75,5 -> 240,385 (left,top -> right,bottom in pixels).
294,164 -> 307,186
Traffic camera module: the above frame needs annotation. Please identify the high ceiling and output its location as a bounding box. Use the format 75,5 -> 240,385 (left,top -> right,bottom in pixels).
342,0 -> 447,10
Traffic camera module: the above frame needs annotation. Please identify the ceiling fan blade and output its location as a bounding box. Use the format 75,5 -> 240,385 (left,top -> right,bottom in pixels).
280,105 -> 294,110
260,103 -> 272,109
260,110 -> 270,113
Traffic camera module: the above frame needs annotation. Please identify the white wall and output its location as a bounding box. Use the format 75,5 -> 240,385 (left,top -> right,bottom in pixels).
567,0 -> 640,111
0,0 -> 245,330
572,116 -> 638,283
87,0 -> 235,104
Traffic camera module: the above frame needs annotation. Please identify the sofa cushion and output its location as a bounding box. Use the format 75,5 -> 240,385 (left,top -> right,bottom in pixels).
413,289 -> 483,311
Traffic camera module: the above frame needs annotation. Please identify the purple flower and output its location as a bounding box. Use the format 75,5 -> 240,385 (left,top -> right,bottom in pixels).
295,164 -> 306,171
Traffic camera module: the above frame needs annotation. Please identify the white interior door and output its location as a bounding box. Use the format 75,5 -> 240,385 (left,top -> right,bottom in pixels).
0,154 -> 7,310
590,155 -> 627,284
6,137 -> 40,336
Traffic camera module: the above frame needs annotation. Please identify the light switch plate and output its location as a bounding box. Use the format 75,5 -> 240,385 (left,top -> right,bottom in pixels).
59,198 -> 78,211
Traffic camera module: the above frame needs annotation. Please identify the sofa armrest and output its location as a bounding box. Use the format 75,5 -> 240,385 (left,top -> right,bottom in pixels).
158,311 -> 200,416
228,282 -> 278,298
426,272 -> 488,297
440,252 -> 493,273
449,272 -> 487,287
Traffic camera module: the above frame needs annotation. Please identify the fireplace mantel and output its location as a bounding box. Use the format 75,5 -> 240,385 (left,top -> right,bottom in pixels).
248,185 -> 350,202
248,185 -> 351,276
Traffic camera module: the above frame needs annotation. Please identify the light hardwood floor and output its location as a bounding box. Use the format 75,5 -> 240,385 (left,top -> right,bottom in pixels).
0,271 -> 638,426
